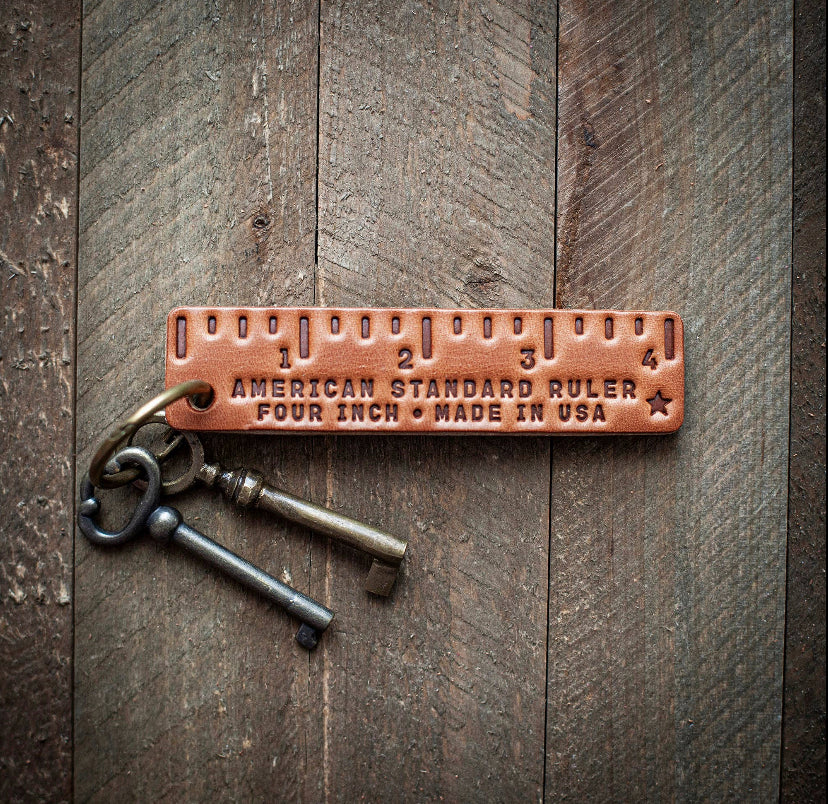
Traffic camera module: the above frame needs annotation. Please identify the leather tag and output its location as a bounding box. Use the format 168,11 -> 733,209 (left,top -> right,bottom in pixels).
166,308 -> 684,434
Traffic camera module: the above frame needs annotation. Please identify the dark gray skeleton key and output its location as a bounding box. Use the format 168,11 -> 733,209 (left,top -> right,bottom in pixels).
78,446 -> 333,649
135,416 -> 407,596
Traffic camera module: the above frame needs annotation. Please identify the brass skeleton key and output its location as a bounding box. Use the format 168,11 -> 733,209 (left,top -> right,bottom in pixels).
135,416 -> 407,595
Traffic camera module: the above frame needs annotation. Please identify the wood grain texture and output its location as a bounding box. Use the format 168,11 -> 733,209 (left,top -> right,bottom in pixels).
549,0 -> 792,799
0,3 -> 79,801
781,0 -> 826,798
69,0 -> 808,799
315,1 -> 557,800
76,1 -> 322,799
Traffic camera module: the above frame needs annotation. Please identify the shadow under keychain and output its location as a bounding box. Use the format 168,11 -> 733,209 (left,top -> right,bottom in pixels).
79,307 -> 684,649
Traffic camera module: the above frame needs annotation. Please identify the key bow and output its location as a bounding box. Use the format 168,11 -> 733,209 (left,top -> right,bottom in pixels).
78,446 -> 161,546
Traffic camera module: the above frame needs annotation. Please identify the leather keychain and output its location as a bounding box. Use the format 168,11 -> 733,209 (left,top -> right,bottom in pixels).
166,307 -> 684,435
78,306 -> 684,649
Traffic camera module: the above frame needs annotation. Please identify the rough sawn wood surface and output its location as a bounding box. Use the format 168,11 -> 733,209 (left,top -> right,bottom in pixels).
0,0 -> 814,801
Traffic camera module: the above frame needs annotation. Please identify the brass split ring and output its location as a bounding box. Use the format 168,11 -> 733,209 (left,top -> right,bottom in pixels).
88,380 -> 212,488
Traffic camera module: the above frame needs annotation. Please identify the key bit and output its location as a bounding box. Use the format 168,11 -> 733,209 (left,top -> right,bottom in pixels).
197,462 -> 407,596
79,446 -> 333,649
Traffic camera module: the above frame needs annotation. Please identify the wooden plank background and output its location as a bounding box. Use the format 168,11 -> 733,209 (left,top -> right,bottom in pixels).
549,1 -> 792,799
782,0 -> 827,796
0,0 -> 824,801
0,3 -> 79,801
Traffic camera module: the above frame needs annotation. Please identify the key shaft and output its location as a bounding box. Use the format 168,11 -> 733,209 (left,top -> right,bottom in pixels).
146,506 -> 333,644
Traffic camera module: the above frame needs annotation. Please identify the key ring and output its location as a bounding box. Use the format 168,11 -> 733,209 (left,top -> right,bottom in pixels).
88,379 -> 213,489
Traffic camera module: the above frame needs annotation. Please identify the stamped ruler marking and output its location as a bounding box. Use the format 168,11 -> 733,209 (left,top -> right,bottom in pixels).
166,308 -> 685,434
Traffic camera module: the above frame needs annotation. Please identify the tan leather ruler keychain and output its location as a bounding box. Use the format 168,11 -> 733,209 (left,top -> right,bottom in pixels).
166,307 -> 684,434
79,306 -> 684,650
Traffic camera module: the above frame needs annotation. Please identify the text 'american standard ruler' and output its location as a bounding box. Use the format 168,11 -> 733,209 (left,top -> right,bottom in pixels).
165,308 -> 684,434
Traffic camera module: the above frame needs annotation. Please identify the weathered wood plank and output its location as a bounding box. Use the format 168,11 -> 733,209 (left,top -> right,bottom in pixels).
0,3 -> 79,800
549,0 -> 792,799
315,2 -> 557,800
781,0 -> 826,797
76,2 -> 322,799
